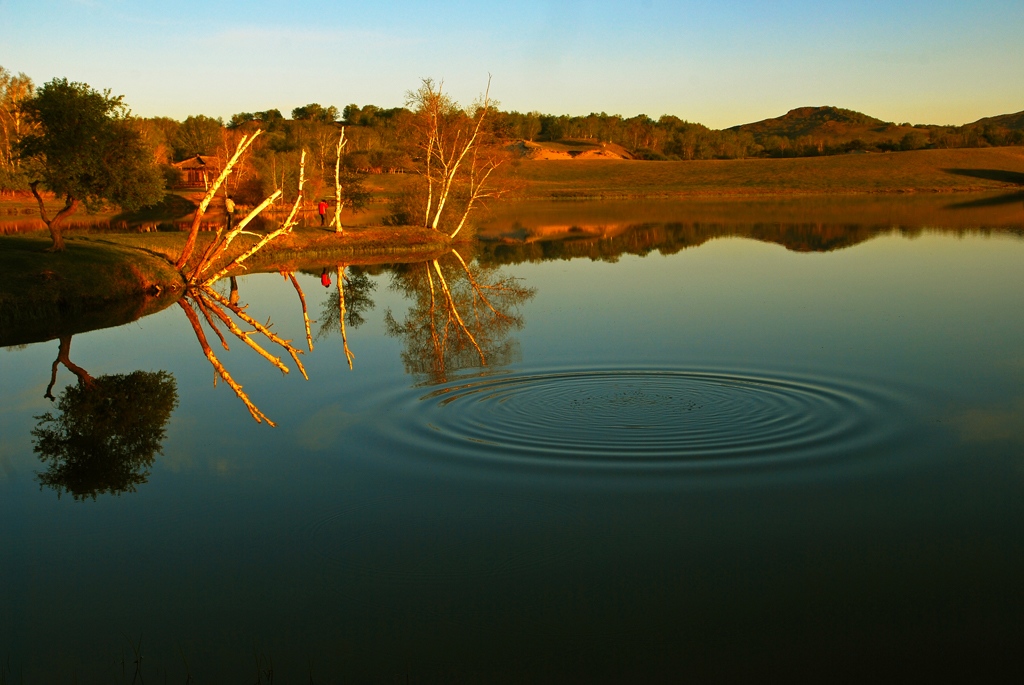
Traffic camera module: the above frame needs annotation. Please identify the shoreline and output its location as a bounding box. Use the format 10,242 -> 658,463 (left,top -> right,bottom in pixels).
0,226 -> 454,346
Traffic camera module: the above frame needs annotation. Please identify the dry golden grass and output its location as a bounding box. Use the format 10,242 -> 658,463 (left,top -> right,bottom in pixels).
505,147 -> 1024,198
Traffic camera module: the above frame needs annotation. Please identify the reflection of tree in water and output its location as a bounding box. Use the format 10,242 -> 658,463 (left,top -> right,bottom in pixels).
316,267 -> 377,338
32,337 -> 178,500
385,250 -> 534,383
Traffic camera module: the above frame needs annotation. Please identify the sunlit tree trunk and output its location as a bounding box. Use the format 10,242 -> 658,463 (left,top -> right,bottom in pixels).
175,131 -> 261,270
201,152 -> 304,286
29,182 -> 79,252
333,128 -> 346,233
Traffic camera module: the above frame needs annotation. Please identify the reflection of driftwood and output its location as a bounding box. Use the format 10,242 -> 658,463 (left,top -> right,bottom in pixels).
193,289 -> 291,375
202,287 -> 308,380
192,294 -> 230,351
177,279 -> 315,424
285,272 -> 314,351
175,131 -> 262,270
178,298 -> 275,426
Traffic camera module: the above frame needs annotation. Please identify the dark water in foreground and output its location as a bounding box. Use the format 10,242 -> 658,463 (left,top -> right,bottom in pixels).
2,205 -> 1024,681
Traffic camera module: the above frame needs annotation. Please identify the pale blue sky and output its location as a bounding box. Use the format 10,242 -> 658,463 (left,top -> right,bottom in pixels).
1,0 -> 1021,128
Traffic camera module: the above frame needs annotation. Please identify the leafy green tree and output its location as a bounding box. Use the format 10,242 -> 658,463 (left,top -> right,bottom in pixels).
18,78 -> 165,251
172,114 -> 224,160
33,367 -> 178,501
900,130 -> 928,151
292,103 -> 339,123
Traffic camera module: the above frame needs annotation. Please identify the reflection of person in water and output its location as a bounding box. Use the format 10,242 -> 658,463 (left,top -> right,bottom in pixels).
33,336 -> 178,500
321,268 -> 331,288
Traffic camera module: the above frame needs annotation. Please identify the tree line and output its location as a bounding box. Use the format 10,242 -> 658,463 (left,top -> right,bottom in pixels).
10,68 -> 1024,197
4,62 -> 1023,242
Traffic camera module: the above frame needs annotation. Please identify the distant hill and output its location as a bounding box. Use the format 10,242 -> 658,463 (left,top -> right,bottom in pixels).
728,106 -> 887,138
725,105 -> 1024,155
967,110 -> 1024,131
726,106 -> 926,151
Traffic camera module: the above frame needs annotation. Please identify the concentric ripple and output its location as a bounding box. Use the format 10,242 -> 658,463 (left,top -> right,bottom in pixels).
392,369 -> 907,468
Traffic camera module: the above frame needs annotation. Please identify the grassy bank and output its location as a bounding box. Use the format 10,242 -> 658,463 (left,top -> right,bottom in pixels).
0,224 -> 453,343
0,235 -> 185,344
100,224 -> 453,273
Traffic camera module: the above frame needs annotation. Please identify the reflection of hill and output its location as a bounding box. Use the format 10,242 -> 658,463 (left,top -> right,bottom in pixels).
477,222 -> 895,265
478,220 -> 1024,265
475,195 -> 1024,264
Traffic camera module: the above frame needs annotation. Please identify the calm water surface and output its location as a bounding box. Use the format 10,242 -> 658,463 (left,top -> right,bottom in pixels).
2,201 -> 1024,681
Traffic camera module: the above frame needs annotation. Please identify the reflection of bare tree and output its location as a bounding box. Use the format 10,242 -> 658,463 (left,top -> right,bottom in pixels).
384,250 -> 534,383
283,272 -> 314,352
178,284 -> 308,426
316,266 -> 377,369
33,340 -> 177,500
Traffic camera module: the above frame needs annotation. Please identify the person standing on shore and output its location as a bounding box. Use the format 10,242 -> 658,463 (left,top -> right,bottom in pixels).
318,198 -> 328,227
225,195 -> 236,231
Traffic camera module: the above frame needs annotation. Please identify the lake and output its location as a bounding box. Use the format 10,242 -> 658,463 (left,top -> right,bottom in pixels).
2,195 -> 1024,681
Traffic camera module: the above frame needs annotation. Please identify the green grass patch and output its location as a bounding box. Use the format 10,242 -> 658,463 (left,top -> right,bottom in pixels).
0,235 -> 184,344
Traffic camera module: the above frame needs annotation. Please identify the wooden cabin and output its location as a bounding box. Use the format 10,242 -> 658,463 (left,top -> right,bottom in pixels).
172,155 -> 222,189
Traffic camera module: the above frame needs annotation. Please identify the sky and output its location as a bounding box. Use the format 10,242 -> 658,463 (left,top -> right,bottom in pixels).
1,0 -> 1022,128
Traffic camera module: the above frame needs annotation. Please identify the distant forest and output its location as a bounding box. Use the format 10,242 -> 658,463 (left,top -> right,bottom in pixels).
2,64 -> 1022,199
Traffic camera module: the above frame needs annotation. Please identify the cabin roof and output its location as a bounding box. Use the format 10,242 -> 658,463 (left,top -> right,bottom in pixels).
172,154 -> 221,170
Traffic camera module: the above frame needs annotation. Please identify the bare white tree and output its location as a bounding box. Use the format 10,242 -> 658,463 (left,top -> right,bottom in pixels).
406,76 -> 502,238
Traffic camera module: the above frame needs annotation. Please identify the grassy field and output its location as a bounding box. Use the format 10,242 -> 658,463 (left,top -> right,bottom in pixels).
496,147 -> 1024,199
364,147 -> 1024,199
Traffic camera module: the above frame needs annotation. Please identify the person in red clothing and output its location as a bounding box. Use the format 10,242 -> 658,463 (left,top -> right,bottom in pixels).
320,268 -> 331,288
318,199 -> 328,227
